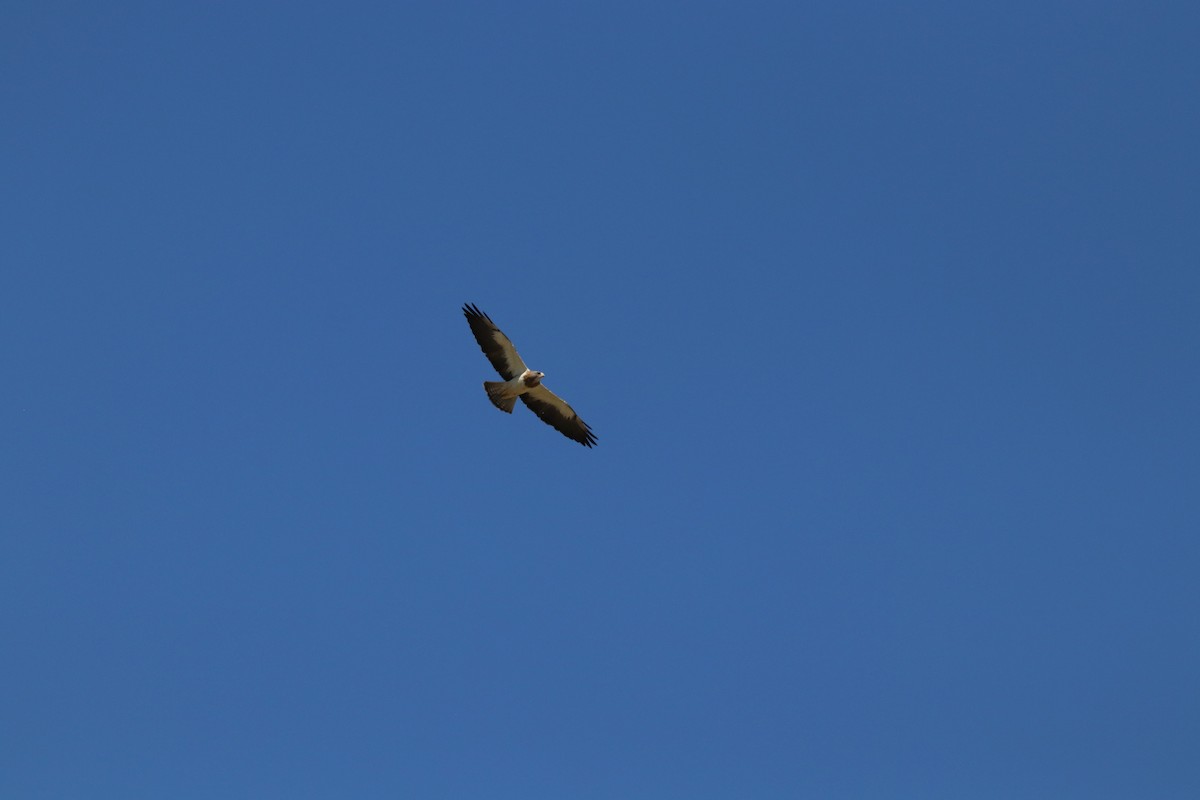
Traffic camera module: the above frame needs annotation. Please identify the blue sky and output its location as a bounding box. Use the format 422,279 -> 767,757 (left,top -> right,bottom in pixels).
3,2 -> 1198,797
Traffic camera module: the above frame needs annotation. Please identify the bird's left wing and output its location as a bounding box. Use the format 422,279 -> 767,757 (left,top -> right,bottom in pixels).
463,303 -> 527,380
520,384 -> 598,448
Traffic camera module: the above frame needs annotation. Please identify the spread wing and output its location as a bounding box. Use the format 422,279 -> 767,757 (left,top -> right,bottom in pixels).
520,384 -> 598,448
463,303 -> 527,380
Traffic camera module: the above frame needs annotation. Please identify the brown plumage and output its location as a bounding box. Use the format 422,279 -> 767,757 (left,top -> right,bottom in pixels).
463,303 -> 598,448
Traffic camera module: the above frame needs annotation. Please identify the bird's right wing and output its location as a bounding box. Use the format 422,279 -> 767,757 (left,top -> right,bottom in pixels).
463,303 -> 528,380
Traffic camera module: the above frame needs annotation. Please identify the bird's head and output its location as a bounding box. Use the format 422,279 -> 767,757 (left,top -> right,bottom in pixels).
522,370 -> 544,387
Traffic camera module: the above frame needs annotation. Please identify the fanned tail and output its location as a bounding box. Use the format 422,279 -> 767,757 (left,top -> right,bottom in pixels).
484,381 -> 517,413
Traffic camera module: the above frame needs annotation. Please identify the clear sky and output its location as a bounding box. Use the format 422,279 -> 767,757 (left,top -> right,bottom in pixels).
3,2 -> 1198,798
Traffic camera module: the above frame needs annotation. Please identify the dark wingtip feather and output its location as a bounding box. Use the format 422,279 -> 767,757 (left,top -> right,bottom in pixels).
462,303 -> 492,323
576,420 -> 598,448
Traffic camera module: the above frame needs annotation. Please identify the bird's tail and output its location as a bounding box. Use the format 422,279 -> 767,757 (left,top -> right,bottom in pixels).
484,381 -> 517,413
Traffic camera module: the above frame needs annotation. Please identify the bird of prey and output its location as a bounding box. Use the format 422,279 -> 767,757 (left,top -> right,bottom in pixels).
463,303 -> 598,448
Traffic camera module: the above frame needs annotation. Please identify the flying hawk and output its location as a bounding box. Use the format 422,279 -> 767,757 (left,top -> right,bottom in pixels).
463,303 -> 598,448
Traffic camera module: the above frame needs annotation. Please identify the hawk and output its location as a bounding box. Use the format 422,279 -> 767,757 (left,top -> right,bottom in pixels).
463,303 -> 598,448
